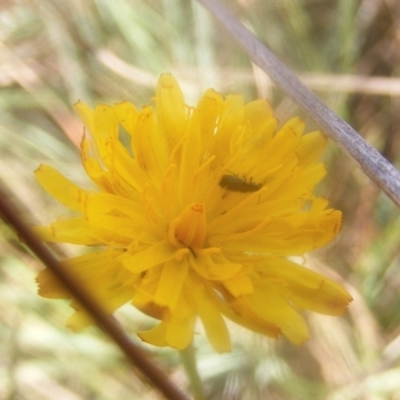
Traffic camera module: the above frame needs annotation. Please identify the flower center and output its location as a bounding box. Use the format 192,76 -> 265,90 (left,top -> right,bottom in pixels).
170,203 -> 207,249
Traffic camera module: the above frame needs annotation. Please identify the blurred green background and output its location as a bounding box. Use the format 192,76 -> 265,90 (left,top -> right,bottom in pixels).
1,0 -> 400,399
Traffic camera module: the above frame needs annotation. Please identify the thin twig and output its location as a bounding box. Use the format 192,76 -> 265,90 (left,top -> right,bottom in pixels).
197,0 -> 400,208
0,183 -> 189,400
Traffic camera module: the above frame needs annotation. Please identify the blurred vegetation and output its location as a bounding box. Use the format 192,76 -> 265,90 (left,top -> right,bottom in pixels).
1,0 -> 400,399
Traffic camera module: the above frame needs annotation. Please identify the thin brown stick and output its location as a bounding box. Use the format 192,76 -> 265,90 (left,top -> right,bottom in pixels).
0,184 -> 189,400
197,0 -> 400,208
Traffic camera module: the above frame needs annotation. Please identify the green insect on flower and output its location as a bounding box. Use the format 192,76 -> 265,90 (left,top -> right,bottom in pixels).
219,174 -> 263,193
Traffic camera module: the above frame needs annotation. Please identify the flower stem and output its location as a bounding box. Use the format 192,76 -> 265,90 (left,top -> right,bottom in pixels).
179,344 -> 206,400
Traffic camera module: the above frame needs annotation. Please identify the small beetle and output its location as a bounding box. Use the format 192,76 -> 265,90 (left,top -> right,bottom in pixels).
219,174 -> 263,193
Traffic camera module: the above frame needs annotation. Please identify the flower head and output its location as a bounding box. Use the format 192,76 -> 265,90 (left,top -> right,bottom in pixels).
35,74 -> 352,352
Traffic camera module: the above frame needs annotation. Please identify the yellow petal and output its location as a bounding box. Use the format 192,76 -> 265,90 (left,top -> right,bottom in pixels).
121,241 -> 176,273
111,141 -> 147,193
277,116 -> 305,138
289,278 -> 352,316
155,73 -> 187,143
165,309 -> 196,350
33,218 -> 98,245
66,310 -> 94,332
74,100 -> 94,133
132,104 -> 169,178
218,296 -> 281,339
139,296 -> 196,349
222,275 -> 253,297
177,113 -> 202,205
37,268 -> 70,299
250,286 -> 309,344
190,276 -> 231,353
196,88 -> 223,139
296,131 -> 327,165
154,259 -> 189,311
132,267 -> 166,319
84,192 -> 142,221
244,99 -> 277,141
138,322 -> 168,347
92,104 -> 119,165
260,257 -> 352,314
35,165 -> 86,213
113,101 -> 138,136
190,254 -> 243,280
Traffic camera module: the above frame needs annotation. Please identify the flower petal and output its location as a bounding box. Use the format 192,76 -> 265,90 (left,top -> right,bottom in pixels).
35,165 -> 86,213
138,322 -> 168,347
154,259 -> 189,311
261,257 -> 352,315
190,254 -> 243,280
190,275 -> 231,353
121,241 -> 176,273
156,74 -> 187,143
244,99 -> 277,142
33,218 -> 99,245
74,100 -> 94,133
196,88 -> 223,139
222,275 -> 253,297
113,101 -> 138,136
249,286 -> 309,344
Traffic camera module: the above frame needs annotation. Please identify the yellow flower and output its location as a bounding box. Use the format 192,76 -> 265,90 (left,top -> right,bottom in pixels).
35,74 -> 352,353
